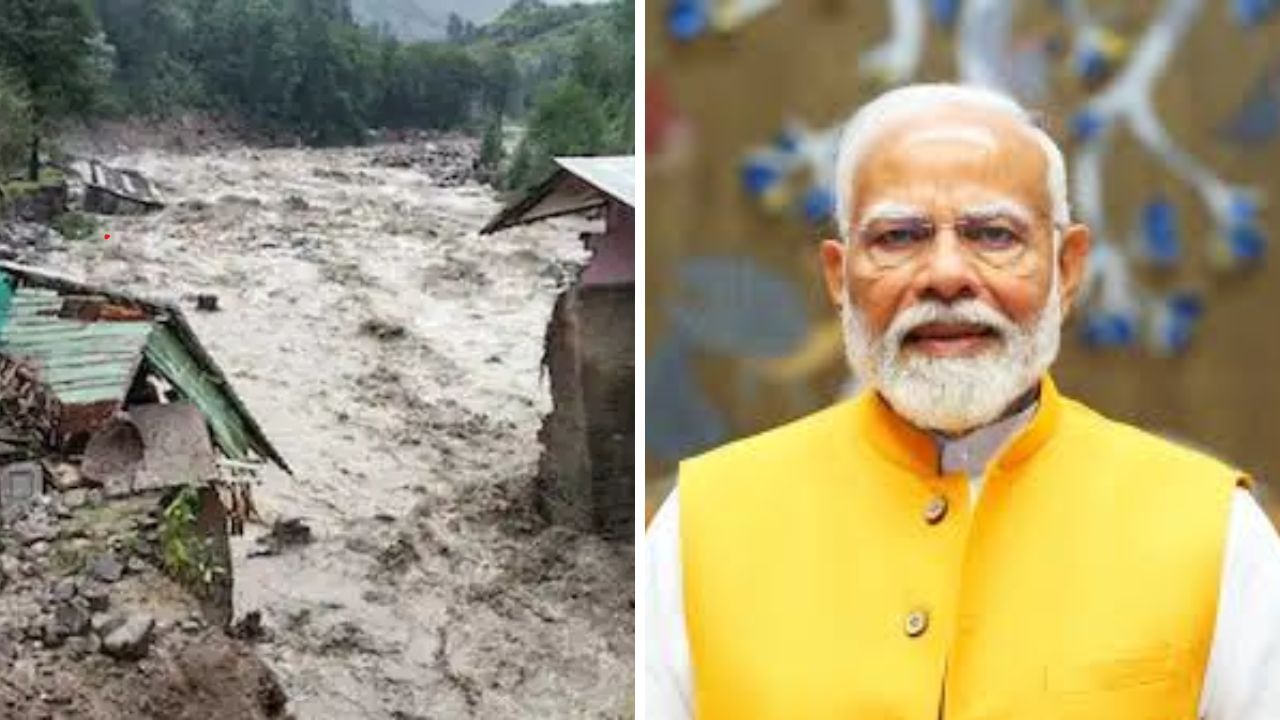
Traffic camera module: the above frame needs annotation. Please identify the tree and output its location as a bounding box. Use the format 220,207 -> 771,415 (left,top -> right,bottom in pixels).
376,42 -> 481,130
506,79 -> 606,190
0,72 -> 33,177
446,13 -> 466,42
289,16 -> 380,145
193,0 -> 299,131
92,0 -> 201,114
0,0 -> 102,180
479,116 -> 504,168
478,47 -> 518,118
502,0 -> 633,190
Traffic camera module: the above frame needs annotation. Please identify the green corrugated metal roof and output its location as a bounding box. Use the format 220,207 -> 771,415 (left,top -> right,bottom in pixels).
0,263 -> 290,474
0,284 -> 154,405
145,324 -> 256,463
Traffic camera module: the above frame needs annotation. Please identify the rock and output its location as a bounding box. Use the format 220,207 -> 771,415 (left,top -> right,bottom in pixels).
0,220 -> 64,254
179,619 -> 201,634
61,489 -> 87,509
12,658 -> 36,687
52,602 -> 90,637
87,553 -> 123,583
41,620 -> 66,648
12,520 -> 56,546
80,584 -> 110,613
50,578 -> 77,603
2,181 -> 67,223
101,613 -> 154,660
27,541 -> 49,558
90,612 -> 125,637
42,688 -> 73,706
44,463 -> 82,492
1,554 -> 21,580
64,636 -> 91,660
0,634 -> 15,661
228,610 -> 265,642
257,672 -> 289,716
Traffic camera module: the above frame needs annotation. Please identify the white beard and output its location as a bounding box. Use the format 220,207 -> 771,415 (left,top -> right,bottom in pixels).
840,272 -> 1062,435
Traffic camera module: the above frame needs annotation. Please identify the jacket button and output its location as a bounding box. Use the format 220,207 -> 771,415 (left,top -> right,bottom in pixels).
905,609 -> 929,638
923,495 -> 949,524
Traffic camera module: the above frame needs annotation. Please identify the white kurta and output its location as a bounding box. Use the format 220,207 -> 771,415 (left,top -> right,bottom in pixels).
645,409 -> 1280,719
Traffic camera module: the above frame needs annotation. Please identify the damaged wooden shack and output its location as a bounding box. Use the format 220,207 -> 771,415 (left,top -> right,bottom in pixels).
482,156 -> 635,539
0,261 -> 288,620
80,159 -> 165,215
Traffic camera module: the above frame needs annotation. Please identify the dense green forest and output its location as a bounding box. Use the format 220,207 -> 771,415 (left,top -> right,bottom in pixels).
0,0 -> 632,190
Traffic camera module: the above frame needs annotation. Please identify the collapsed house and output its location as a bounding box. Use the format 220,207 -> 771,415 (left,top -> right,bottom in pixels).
0,261 -> 288,620
482,156 -> 635,539
79,160 -> 165,215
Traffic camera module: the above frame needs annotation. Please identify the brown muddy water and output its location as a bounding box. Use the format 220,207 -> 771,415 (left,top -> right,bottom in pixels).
41,138 -> 634,719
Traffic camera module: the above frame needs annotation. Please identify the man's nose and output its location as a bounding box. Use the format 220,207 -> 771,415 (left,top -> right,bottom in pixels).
913,227 -> 980,303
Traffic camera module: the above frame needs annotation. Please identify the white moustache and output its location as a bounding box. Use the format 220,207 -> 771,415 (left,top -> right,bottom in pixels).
885,300 -> 1020,355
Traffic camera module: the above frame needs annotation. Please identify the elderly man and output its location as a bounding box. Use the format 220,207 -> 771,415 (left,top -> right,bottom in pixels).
645,83 -> 1280,719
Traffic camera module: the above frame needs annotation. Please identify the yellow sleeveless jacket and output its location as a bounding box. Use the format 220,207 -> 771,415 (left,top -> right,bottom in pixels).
679,377 -> 1245,720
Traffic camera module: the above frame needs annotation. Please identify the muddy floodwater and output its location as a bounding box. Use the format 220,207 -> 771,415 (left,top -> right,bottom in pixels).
42,138 -> 634,719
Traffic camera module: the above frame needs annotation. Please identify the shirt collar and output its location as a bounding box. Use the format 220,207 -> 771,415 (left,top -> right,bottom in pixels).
935,400 -> 1038,476
852,375 -> 1064,477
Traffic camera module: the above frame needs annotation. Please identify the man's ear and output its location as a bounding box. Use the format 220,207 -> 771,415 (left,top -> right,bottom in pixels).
819,239 -> 848,309
1056,223 -> 1091,317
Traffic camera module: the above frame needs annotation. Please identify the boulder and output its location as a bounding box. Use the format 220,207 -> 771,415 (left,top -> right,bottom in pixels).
100,612 -> 154,660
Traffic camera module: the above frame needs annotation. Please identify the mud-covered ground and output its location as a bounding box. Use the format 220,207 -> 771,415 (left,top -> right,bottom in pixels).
0,493 -> 290,720
37,133 -> 634,719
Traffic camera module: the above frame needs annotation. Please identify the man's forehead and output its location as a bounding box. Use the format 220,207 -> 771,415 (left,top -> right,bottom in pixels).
853,108 -> 1050,212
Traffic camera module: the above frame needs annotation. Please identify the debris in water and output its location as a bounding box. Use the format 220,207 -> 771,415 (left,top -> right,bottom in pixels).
249,517 -> 313,557
358,318 -> 407,341
195,293 -> 220,312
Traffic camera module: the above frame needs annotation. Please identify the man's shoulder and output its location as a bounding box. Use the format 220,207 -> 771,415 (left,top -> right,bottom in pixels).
679,400 -> 857,480
1058,397 -> 1248,484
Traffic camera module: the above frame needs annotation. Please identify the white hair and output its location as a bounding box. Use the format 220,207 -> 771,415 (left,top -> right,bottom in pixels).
834,83 -> 1070,242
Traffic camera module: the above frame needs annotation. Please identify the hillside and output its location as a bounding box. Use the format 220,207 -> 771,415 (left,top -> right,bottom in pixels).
351,0 -> 599,41
470,0 -> 615,105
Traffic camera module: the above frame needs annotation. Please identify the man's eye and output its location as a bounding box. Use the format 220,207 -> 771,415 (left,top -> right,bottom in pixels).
966,224 -> 1019,246
874,227 -> 926,247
